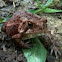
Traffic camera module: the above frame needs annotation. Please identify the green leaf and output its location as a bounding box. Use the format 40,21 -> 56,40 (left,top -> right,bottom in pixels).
36,0 -> 44,9
0,17 -> 3,31
0,14 -> 13,23
28,9 -> 42,14
0,17 -> 3,22
0,24 -> 3,31
36,0 -> 53,9
43,8 -> 62,13
28,9 -> 36,14
44,0 -> 53,7
23,38 -> 47,62
0,14 -> 13,31
29,0 -> 62,14
60,0 -> 62,4
29,7 -> 62,14
3,14 -> 13,22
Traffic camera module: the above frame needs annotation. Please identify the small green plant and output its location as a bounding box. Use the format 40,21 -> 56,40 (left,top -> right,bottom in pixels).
0,14 -> 13,31
29,0 -> 62,14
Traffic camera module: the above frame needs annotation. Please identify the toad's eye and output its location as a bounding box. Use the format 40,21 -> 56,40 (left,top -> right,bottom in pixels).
28,22 -> 33,28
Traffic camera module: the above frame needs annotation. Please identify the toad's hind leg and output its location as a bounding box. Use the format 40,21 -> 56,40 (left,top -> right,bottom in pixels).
45,31 -> 61,58
41,19 -> 61,58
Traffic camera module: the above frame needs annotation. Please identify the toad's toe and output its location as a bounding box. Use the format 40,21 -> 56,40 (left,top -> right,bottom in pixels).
50,46 -> 61,59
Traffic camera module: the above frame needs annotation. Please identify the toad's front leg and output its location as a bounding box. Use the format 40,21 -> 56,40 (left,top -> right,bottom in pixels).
15,38 -> 31,48
12,21 -> 31,48
12,33 -> 31,48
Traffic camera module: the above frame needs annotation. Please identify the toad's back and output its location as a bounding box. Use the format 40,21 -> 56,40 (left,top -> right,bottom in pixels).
1,11 -> 46,36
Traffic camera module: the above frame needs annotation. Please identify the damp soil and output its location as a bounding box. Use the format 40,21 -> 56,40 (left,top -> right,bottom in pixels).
0,0 -> 62,62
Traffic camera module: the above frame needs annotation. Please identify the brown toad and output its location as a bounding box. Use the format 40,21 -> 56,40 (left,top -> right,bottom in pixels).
1,11 -> 61,58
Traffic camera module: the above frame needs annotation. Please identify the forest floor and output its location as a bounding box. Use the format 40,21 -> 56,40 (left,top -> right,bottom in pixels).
0,0 -> 62,62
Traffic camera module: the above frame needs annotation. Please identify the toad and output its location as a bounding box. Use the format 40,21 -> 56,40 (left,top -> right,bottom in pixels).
1,11 -> 61,58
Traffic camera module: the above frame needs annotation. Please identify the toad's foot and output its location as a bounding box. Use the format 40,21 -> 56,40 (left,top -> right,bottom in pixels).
15,39 -> 31,48
50,45 -> 61,59
20,41 -> 31,48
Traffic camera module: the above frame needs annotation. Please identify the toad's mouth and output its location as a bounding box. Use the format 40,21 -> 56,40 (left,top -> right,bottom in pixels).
21,31 -> 44,40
